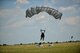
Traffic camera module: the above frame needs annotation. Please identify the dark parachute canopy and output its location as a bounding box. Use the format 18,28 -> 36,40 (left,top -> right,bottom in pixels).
26,6 -> 62,20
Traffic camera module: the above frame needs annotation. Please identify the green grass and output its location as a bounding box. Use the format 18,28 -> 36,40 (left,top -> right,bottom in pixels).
0,42 -> 80,53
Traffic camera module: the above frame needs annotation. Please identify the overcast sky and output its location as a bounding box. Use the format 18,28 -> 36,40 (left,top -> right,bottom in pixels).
0,0 -> 80,44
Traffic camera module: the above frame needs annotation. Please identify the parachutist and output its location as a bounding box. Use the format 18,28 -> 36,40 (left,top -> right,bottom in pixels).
71,36 -> 73,39
40,29 -> 45,41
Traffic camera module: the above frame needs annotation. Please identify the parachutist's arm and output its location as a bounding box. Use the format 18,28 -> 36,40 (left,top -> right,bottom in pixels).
40,29 -> 45,33
44,30 -> 45,33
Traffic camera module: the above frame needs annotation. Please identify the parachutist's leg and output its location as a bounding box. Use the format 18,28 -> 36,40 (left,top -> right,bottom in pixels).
43,37 -> 44,41
40,37 -> 42,40
41,37 -> 44,41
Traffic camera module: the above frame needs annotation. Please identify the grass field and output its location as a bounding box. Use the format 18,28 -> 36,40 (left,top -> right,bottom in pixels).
0,42 -> 80,53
